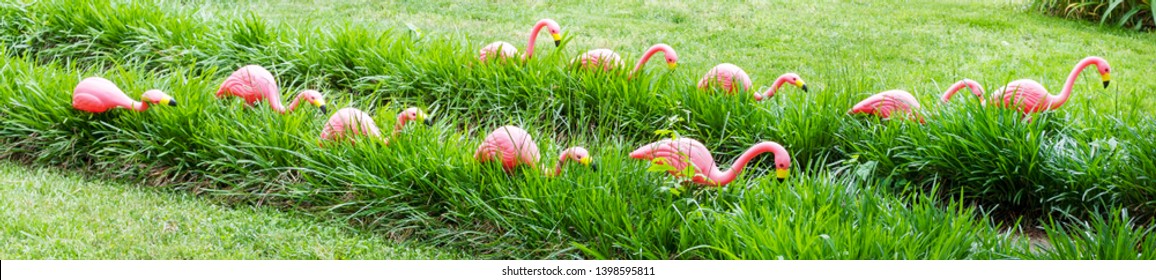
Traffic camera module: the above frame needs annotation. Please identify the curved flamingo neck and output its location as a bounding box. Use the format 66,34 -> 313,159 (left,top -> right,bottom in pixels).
705,142 -> 786,186
547,149 -> 575,177
1050,58 -> 1100,110
278,93 -> 307,114
129,101 -> 147,112
393,114 -> 409,136
630,45 -> 670,77
940,80 -> 984,103
763,75 -> 790,98
522,20 -> 551,60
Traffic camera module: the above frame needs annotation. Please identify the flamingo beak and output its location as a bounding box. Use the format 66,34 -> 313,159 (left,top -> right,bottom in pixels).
775,168 -> 789,181
1101,73 -> 1111,88
311,99 -> 328,114
161,97 -> 176,107
796,80 -> 809,92
667,62 -> 677,70
552,33 -> 562,47
419,113 -> 432,126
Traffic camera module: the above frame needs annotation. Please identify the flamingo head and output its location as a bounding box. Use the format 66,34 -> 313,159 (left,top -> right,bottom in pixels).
767,142 -> 792,181
397,107 -> 431,127
1085,56 -> 1111,88
655,44 -> 679,70
298,90 -> 327,114
782,73 -> 808,93
142,90 -> 177,107
562,147 -> 596,171
539,19 -> 563,47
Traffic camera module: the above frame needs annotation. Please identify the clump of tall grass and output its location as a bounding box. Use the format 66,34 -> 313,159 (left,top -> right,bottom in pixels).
1029,0 -> 1155,31
0,53 -> 1041,259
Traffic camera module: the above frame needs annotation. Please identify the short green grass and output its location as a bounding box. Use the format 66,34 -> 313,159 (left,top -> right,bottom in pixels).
0,161 -> 463,259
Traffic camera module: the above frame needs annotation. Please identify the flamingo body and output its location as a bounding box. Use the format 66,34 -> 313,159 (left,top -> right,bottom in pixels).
479,41 -> 518,62
72,77 -> 175,113
698,63 -> 752,93
573,49 -> 624,71
848,90 -> 924,122
215,65 -> 327,114
475,126 -> 541,172
991,56 -> 1111,117
994,79 -> 1053,114
320,107 -> 383,142
629,138 -> 791,186
474,125 -> 594,176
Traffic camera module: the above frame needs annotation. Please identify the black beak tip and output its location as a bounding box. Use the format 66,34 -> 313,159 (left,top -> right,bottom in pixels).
777,177 -> 786,183
1103,81 -> 1110,88
168,100 -> 178,107
801,85 -> 809,92
554,40 -> 561,47
319,105 -> 328,114
423,119 -> 433,126
590,162 -> 598,172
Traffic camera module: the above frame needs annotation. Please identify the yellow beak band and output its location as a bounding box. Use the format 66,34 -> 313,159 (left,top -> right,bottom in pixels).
667,62 -> 677,70
551,33 -> 562,42
310,99 -> 325,107
794,80 -> 806,88
775,168 -> 789,179
580,157 -> 592,166
160,97 -> 173,106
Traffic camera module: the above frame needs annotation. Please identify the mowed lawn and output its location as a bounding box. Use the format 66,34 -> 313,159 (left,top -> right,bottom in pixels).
202,0 -> 1156,110
0,161 -> 462,259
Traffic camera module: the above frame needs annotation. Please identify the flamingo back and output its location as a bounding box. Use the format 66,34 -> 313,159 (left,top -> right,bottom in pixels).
994,79 -> 1048,113
479,42 -> 517,62
320,107 -> 382,142
217,65 -> 278,106
475,126 -> 541,172
850,90 -> 921,120
698,63 -> 752,93
630,138 -> 719,180
72,77 -> 132,113
574,49 -> 623,71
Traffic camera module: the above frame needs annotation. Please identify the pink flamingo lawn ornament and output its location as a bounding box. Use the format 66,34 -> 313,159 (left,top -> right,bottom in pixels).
215,65 -> 328,114
72,77 -> 176,113
992,56 -> 1111,121
474,125 -> 596,177
572,43 -> 678,78
319,107 -> 430,146
939,79 -> 986,105
629,138 -> 792,186
848,90 -> 926,123
478,19 -> 563,62
697,63 -> 809,99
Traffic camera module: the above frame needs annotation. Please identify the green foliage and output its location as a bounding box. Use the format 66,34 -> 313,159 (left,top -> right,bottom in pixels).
1030,0 -> 1155,31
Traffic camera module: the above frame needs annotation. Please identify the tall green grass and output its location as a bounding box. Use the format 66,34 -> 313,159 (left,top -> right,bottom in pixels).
0,53 -> 1047,259
1030,0 -> 1155,31
1,0 -> 1153,259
